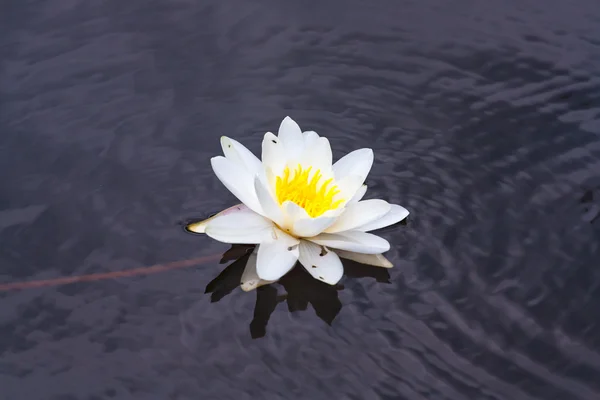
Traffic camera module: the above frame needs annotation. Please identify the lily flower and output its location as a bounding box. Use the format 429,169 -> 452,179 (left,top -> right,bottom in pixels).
188,117 -> 409,290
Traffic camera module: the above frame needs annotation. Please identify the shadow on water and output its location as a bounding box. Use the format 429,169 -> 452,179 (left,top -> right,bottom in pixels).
204,244 -> 391,339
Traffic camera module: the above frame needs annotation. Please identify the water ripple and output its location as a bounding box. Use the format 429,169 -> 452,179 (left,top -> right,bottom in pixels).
1,0 -> 600,399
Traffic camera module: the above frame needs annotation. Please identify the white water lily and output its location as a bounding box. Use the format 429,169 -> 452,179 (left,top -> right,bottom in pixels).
189,117 -> 409,290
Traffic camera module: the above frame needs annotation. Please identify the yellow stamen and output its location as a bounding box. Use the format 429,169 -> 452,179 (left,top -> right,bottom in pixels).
275,164 -> 343,218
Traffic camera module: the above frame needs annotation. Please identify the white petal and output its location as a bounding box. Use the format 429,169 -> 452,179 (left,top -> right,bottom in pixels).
254,175 -> 285,226
210,156 -> 263,214
241,246 -> 275,291
325,199 -> 391,233
334,249 -> 393,268
280,201 -> 340,237
333,148 -> 373,182
303,130 -> 320,147
293,214 -> 338,237
357,204 -> 409,232
261,131 -> 286,176
220,136 -> 261,176
298,240 -> 344,285
186,204 -> 248,234
256,228 -> 300,281
349,184 -> 367,204
309,231 -> 390,254
280,200 -> 309,234
205,209 -> 273,244
336,174 -> 366,202
278,116 -> 304,160
298,137 -> 333,173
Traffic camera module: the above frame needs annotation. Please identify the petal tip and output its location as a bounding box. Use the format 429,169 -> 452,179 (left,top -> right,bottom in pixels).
279,116 -> 301,134
262,131 -> 277,142
185,221 -> 207,234
378,255 -> 394,268
240,280 -> 257,292
382,241 -> 391,253
241,279 -> 274,291
210,155 -> 224,164
324,275 -> 343,286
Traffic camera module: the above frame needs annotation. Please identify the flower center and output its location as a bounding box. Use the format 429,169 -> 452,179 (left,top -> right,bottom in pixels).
275,164 -> 343,218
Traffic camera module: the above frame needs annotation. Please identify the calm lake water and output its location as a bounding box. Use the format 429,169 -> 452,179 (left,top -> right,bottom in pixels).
1,1 -> 600,399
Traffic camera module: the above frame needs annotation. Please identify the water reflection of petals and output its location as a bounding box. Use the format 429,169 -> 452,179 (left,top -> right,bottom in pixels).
201,245 -> 391,339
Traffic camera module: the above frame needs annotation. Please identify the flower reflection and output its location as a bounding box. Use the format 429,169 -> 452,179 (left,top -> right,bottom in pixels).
203,244 -> 391,338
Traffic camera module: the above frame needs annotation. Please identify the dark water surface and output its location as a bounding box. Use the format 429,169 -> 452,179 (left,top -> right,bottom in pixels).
2,1 -> 600,399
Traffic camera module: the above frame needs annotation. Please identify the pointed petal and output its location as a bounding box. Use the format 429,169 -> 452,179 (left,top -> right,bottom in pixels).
261,131 -> 286,176
293,214 -> 338,237
205,209 -> 273,244
325,199 -> 391,233
349,184 -> 367,204
298,240 -> 344,285
299,137 -> 333,172
210,156 -> 262,214
278,116 -> 304,160
333,148 -> 373,182
303,130 -> 320,147
241,246 -> 275,291
279,201 -> 340,237
256,228 -> 300,281
357,204 -> 409,232
309,231 -> 390,254
220,136 -> 261,175
185,204 -> 248,234
280,200 -> 309,233
334,249 -> 393,268
336,174 -> 366,202
254,175 -> 285,226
